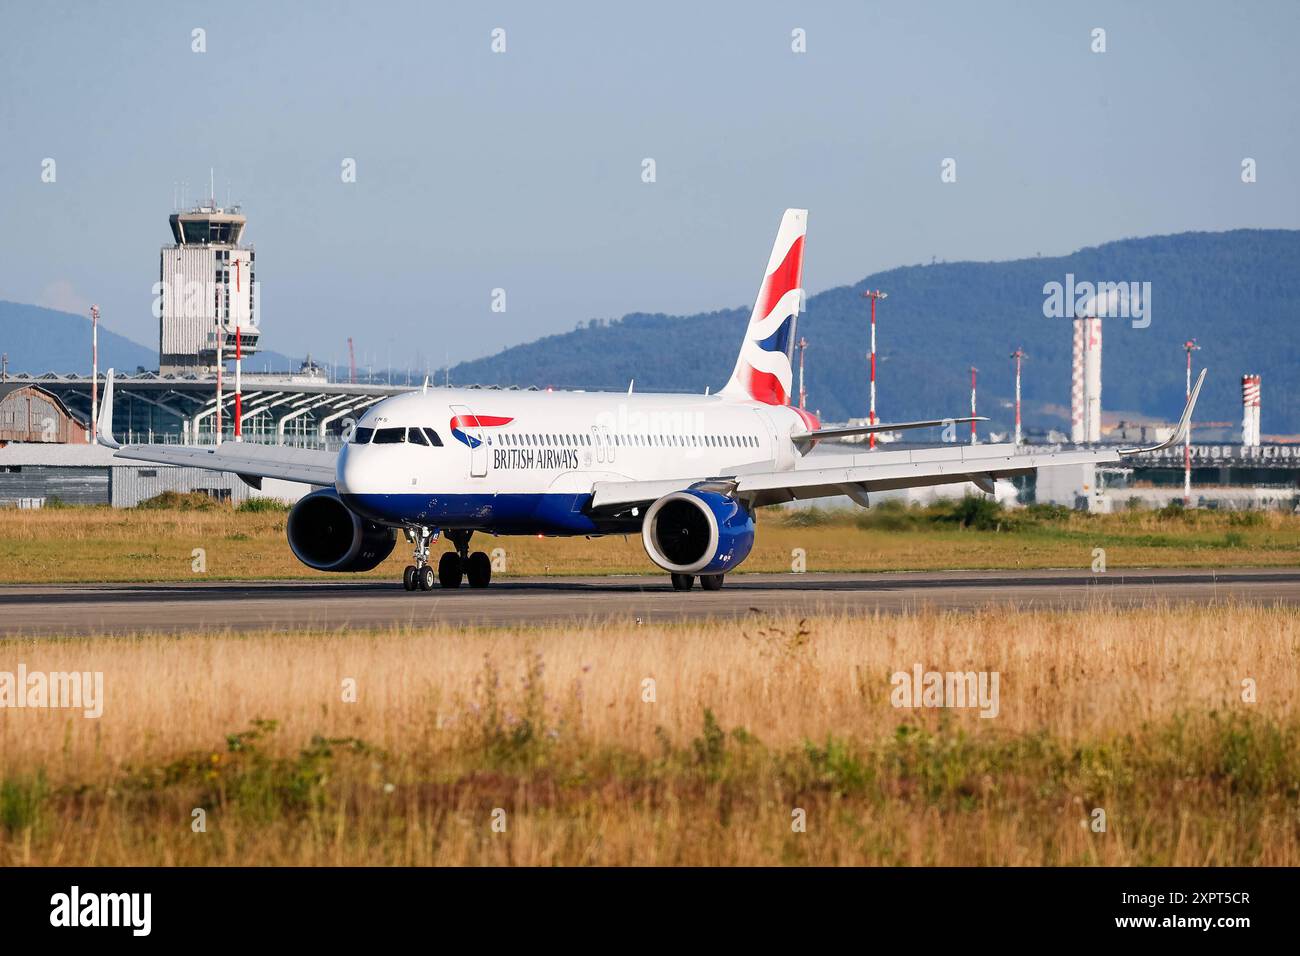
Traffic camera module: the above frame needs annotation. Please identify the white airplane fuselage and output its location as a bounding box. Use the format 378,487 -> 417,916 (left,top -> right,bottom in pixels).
337,387 -> 817,534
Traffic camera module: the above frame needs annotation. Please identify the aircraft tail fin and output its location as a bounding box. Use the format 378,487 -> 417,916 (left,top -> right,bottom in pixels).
720,208 -> 807,404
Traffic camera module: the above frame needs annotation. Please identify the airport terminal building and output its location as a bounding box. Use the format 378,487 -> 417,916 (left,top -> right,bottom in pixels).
0,201 -> 407,507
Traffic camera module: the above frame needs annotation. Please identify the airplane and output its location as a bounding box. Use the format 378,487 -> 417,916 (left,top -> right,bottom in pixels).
99,209 -> 1206,593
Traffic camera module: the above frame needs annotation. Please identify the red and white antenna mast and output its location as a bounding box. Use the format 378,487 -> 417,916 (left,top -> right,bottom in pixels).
861,290 -> 887,448
215,320 -> 223,446
232,257 -> 244,441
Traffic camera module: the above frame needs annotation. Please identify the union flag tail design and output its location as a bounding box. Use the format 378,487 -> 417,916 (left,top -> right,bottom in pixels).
720,208 -> 807,405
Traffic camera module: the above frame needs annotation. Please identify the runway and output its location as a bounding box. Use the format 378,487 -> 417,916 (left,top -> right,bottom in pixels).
2,567 -> 1298,637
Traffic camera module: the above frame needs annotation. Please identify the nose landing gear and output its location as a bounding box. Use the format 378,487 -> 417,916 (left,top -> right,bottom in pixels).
402,526 -> 439,591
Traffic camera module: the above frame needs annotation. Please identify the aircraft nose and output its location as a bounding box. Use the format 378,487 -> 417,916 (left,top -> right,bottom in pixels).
335,443 -> 365,495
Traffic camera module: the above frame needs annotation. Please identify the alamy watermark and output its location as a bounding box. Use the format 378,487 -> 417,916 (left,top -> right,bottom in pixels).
0,665 -> 103,718
890,663 -> 1000,718
1042,273 -> 1151,329
50,886 -> 150,936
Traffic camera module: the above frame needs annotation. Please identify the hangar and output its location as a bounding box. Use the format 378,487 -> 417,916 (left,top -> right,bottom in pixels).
0,382 -> 89,444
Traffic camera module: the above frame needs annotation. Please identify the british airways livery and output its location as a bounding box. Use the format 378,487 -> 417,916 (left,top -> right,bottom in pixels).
101,210 -> 1205,592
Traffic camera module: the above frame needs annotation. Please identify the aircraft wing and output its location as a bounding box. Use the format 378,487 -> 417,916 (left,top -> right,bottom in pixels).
591,370 -> 1206,511
112,443 -> 337,488
97,368 -> 336,488
590,443 -> 1121,510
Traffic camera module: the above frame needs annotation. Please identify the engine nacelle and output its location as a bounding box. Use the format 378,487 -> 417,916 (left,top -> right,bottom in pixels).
641,489 -> 755,576
286,488 -> 396,572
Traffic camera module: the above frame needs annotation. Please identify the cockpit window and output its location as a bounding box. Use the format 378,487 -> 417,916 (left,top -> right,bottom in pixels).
373,427 -> 407,444
423,428 -> 444,447
351,427 -> 374,444
407,427 -> 429,446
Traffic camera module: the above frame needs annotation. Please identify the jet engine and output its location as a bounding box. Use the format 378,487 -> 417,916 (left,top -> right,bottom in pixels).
641,489 -> 755,575
286,488 -> 396,572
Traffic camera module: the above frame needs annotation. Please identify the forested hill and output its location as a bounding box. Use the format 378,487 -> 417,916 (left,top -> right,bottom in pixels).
448,230 -> 1300,434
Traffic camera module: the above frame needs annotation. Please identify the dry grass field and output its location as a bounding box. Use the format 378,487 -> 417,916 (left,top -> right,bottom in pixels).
1,602 -> 1296,865
1,496 -> 1298,583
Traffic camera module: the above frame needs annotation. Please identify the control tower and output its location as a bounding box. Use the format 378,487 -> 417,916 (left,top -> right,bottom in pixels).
158,200 -> 260,373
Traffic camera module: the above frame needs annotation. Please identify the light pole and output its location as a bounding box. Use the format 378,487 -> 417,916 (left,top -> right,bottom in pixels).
1182,339 -> 1200,506
1010,347 -> 1026,446
861,290 -> 888,448
969,366 -> 979,445
90,304 -> 99,443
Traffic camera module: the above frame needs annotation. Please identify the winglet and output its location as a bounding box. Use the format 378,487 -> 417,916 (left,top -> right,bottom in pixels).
96,368 -> 121,449
1119,368 -> 1206,455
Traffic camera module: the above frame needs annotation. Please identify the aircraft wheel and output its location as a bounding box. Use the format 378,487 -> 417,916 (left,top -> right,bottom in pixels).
466,551 -> 492,588
670,573 -> 695,592
700,574 -> 724,591
417,565 -> 436,591
402,565 -> 417,591
438,552 -> 463,589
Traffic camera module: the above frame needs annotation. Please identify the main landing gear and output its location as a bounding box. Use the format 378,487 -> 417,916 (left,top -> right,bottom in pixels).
435,530 -> 493,589
671,573 -> 724,591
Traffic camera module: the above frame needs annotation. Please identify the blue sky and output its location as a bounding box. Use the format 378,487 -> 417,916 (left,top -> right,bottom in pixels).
1,0 -> 1296,371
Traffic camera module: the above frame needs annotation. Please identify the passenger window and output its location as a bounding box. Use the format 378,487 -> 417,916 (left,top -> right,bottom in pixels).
352,427 -> 374,444
373,427 -> 406,444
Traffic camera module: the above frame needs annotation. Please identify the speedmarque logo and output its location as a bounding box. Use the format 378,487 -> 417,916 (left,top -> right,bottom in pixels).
50,886 -> 151,936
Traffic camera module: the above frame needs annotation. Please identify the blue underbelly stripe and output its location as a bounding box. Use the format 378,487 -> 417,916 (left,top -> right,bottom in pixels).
341,492 -> 599,533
